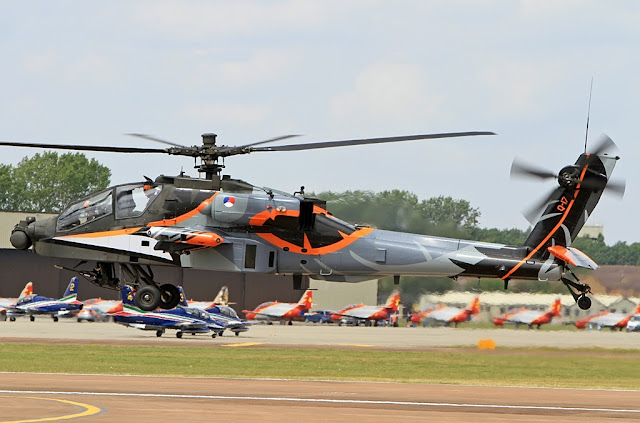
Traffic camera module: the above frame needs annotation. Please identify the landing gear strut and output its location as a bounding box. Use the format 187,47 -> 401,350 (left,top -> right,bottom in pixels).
562,271 -> 592,310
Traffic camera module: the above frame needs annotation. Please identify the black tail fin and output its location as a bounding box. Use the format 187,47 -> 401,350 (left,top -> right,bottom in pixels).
523,150 -> 619,257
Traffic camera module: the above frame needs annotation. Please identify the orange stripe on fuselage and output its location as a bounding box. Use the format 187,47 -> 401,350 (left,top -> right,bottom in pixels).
147,193 -> 218,227
257,227 -> 374,255
59,227 -> 143,238
501,158 -> 590,280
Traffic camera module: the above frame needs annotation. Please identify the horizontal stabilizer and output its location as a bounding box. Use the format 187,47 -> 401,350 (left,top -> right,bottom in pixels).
548,246 -> 598,270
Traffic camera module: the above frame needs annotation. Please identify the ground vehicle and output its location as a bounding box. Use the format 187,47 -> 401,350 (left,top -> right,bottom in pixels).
305,310 -> 335,324
625,315 -> 640,332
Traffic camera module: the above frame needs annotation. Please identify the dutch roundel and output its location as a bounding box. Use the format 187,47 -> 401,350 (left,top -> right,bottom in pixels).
223,196 -> 235,208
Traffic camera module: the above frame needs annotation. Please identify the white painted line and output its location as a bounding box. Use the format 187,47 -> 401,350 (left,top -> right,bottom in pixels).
0,390 -> 638,414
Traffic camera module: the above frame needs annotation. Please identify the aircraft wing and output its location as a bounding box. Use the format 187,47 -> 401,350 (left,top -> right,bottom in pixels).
505,310 -> 542,325
426,307 -> 463,322
589,313 -> 626,328
337,306 -> 379,320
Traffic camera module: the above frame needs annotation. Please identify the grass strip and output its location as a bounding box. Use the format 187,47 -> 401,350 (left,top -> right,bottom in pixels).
0,343 -> 638,390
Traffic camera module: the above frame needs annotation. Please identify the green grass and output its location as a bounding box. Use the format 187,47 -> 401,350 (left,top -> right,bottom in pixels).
1,343 -> 639,389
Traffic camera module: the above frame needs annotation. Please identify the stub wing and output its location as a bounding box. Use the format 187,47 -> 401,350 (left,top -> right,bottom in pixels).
548,246 -> 598,270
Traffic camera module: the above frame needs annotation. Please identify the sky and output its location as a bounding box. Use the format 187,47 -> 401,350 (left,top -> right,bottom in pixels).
1,1 -> 639,244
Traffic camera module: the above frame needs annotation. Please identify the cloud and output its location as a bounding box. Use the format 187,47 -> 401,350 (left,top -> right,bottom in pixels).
329,63 -> 442,126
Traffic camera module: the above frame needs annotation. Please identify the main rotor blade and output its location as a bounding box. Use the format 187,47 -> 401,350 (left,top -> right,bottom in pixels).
510,158 -> 557,180
0,141 -> 167,154
217,135 -> 302,155
126,133 -> 187,148
248,131 -> 495,152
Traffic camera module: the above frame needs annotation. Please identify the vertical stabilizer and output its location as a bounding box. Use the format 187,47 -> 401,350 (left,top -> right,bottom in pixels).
524,151 -> 618,256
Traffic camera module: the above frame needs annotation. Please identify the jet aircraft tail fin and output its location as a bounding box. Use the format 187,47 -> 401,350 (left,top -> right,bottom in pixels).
297,289 -> 313,310
60,277 -> 79,302
549,298 -> 562,317
384,291 -> 401,312
176,286 -> 189,307
18,282 -> 33,299
120,285 -> 143,314
521,147 -> 619,259
213,286 -> 229,306
465,297 -> 481,315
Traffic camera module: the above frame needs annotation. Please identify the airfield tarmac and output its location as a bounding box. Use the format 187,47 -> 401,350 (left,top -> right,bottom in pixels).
1,321 -> 640,422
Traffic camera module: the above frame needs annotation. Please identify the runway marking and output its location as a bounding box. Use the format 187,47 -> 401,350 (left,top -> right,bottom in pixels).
0,390 -> 638,415
0,396 -> 102,422
223,342 -> 263,347
339,343 -> 373,347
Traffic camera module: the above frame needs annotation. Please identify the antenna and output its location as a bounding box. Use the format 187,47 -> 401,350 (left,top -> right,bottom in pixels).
584,77 -> 593,153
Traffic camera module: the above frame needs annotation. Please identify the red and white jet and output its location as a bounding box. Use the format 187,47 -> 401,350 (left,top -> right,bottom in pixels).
493,298 -> 562,329
413,297 -> 480,328
243,289 -> 313,325
330,291 -> 401,326
575,304 -> 640,331
0,282 -> 33,321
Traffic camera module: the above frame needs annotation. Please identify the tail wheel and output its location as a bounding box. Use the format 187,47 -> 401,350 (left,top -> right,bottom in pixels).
159,284 -> 181,309
136,285 -> 161,311
577,296 -> 592,310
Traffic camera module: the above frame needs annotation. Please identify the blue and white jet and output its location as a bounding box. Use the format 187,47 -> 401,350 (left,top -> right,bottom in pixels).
8,277 -> 82,322
177,286 -> 254,336
112,285 -> 225,339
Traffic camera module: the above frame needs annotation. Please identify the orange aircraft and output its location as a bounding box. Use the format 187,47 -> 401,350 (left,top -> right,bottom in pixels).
243,289 -> 312,325
412,297 -> 480,328
331,291 -> 401,326
493,298 -> 562,329
575,303 -> 640,331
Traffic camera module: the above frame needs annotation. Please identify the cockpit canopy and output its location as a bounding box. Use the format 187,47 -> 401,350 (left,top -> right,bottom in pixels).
57,183 -> 162,231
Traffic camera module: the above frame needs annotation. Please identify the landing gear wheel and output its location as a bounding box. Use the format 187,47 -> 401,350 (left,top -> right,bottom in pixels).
159,284 -> 181,310
176,332 -> 183,339
235,332 -> 240,336
29,315 -> 35,322
136,285 -> 161,311
53,316 -> 58,322
577,295 -> 592,310
156,330 -> 163,337
211,332 -> 217,338
10,317 -> 16,322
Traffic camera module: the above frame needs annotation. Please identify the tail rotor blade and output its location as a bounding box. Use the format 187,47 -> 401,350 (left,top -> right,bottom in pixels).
522,187 -> 562,224
589,134 -> 618,156
510,158 -> 556,181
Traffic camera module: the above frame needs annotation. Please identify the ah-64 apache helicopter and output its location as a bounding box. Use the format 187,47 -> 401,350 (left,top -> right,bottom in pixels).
2,130 -> 621,311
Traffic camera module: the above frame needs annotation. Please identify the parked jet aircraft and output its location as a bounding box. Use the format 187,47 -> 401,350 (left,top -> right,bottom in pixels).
575,304 -> 640,331
187,285 -> 230,309
417,297 -> 480,327
493,298 -> 562,329
7,278 -> 82,322
175,286 -> 252,336
112,285 -> 225,338
243,289 -> 313,325
331,291 -> 401,326
0,282 -> 33,321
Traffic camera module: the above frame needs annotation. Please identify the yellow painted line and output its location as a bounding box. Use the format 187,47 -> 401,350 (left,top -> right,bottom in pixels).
0,396 -> 101,423
223,342 -> 263,348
